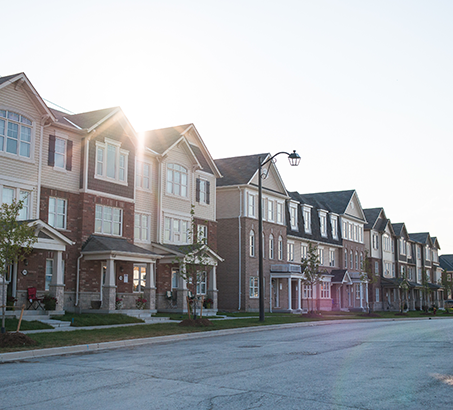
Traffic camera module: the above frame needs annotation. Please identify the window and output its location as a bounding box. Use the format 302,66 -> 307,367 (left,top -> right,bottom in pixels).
350,250 -> 353,269
343,221 -> 348,239
262,233 -> 265,257
290,206 -> 297,229
355,284 -> 361,299
331,216 -> 338,239
301,244 -> 308,260
375,261 -> 379,274
171,268 -> 179,289
164,216 -> 189,244
49,197 -> 67,229
249,230 -> 255,257
400,238 -> 406,255
268,200 -> 274,221
247,193 -> 256,217
166,163 -> 188,197
303,285 -> 312,299
360,252 -> 364,270
250,277 -> 259,298
376,288 -> 380,303
417,268 -> 422,282
269,234 -> 274,259
95,205 -> 122,236
276,202 -> 283,223
2,187 -> 31,220
96,139 -> 128,183
407,244 -> 411,258
344,249 -> 348,269
318,248 -> 325,265
425,246 -> 430,260
135,213 -> 150,242
287,242 -> 294,262
197,271 -> 207,295
373,234 -> 379,250
278,236 -> 283,260
303,207 -> 311,233
329,249 -> 335,267
383,234 -> 391,252
196,178 -> 210,204
355,252 -> 358,270
133,265 -> 146,292
45,259 -> 53,291
319,212 -> 327,237
197,224 -> 208,244
136,161 -> 151,190
320,282 -> 330,299
48,135 -> 73,171
0,110 -> 32,158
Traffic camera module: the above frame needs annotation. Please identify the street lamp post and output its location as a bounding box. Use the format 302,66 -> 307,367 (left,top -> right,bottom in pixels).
258,150 -> 301,322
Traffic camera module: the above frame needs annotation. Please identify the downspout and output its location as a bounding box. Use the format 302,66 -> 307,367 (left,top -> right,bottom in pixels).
75,254 -> 83,307
37,115 -> 50,218
157,158 -> 163,242
238,187 -> 242,310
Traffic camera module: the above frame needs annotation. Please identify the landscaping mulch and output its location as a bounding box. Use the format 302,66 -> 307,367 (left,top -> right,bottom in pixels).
178,318 -> 213,327
0,332 -> 37,348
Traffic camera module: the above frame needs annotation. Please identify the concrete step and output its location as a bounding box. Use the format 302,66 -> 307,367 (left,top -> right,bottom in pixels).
143,317 -> 172,324
38,319 -> 72,328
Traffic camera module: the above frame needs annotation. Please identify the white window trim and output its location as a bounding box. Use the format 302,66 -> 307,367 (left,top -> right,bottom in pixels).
95,139 -> 129,185
303,205 -> 312,234
136,160 -> 152,191
95,204 -> 123,236
164,215 -> 190,244
133,264 -> 146,293
290,205 -> 298,230
135,213 -> 151,243
0,109 -> 34,161
48,197 -> 67,230
1,185 -> 32,220
249,276 -> 259,298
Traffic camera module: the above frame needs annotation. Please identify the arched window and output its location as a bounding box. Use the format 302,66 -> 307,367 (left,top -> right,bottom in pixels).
355,251 -> 358,270
249,230 -> 255,257
167,163 -> 188,197
344,249 -> 348,269
269,234 -> 274,259
278,236 -> 283,260
0,110 -> 32,158
350,250 -> 353,269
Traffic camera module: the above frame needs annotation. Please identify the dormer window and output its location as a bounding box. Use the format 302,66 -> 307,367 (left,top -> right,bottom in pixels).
290,204 -> 298,230
303,206 -> 311,234
331,215 -> 338,239
319,211 -> 327,237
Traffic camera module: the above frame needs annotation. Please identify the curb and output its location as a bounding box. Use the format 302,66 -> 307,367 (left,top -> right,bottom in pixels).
0,317 -> 445,363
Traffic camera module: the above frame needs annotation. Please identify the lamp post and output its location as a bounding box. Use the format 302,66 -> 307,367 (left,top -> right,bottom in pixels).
258,150 -> 301,322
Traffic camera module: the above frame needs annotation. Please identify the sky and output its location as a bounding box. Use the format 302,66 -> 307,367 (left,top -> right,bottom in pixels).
1,0 -> 452,251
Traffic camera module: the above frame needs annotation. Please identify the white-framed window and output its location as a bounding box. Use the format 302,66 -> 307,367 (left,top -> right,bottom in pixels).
135,213 -> 150,242
392,263 -> 395,277
360,252 -> 364,270
331,215 -> 338,239
376,288 -> 380,303
344,249 -> 348,269
355,284 -> 361,299
197,224 -> 208,244
136,161 -> 151,190
276,202 -> 283,223
407,243 -> 412,259
383,234 -> 391,252
269,234 -> 274,259
425,246 -> 430,260
54,137 -> 66,169
164,216 -> 189,244
320,282 -> 330,299
417,268 -> 422,281
0,110 -> 32,158
249,276 -> 259,298
350,250 -> 353,269
303,285 -> 312,299
247,193 -> 256,217
355,252 -> 358,270
318,247 -> 325,265
2,187 -> 31,220
167,163 -> 188,197
319,212 -> 327,237
329,249 -> 335,267
278,236 -> 283,260
417,246 -> 421,259
303,207 -> 311,233
133,265 -> 146,293
249,230 -> 255,257
197,271 -> 207,295
373,234 -> 379,250
290,205 -> 297,230
268,200 -> 274,221
301,244 -> 308,260
343,221 -> 348,239
96,139 -> 128,184
196,178 -> 210,204
375,261 -> 379,274
400,238 -> 406,255
287,242 -> 294,262
95,205 -> 122,236
45,259 -> 53,291
49,197 -> 67,229
171,268 -> 179,289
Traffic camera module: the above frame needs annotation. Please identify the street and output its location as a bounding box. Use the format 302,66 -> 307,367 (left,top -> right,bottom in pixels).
1,318 -> 453,409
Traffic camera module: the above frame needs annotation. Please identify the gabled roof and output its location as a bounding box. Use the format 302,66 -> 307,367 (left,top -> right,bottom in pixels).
215,153 -> 269,187
0,73 -> 21,86
82,235 -> 159,257
409,232 -> 432,246
363,208 -> 382,229
330,269 -> 353,284
431,237 -> 441,250
297,190 -> 355,215
440,255 -> 453,271
63,107 -> 120,130
392,223 -> 405,237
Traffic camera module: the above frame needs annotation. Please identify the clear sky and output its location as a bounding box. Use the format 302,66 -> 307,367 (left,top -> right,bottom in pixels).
2,0 -> 452,252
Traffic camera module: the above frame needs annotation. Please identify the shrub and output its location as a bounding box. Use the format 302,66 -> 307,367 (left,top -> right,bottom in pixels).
43,294 -> 57,311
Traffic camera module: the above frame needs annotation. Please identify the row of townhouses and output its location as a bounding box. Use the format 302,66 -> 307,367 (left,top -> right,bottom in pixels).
1,73 -> 450,316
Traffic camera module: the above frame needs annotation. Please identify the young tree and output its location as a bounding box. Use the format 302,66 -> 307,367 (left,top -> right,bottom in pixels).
174,206 -> 212,319
360,250 -> 378,313
0,199 -> 36,333
301,242 -> 324,313
420,269 -> 431,312
398,273 -> 409,313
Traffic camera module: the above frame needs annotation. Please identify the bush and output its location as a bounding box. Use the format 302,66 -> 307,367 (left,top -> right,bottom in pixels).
43,294 -> 57,311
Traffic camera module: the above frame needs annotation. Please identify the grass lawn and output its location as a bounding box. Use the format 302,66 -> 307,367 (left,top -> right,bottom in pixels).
52,313 -> 144,327
1,310 -> 452,354
3,318 -> 53,332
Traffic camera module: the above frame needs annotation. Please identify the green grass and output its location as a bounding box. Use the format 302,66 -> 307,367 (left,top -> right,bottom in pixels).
52,313 -> 144,327
3,318 -> 53,332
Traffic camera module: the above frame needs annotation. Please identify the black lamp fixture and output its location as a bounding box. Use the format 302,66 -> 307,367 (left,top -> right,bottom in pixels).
258,150 -> 301,322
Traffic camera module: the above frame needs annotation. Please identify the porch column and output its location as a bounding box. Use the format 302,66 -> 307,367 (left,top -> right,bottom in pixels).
49,251 -> 64,312
177,264 -> 189,313
288,278 -> 292,311
360,283 -> 363,309
365,282 -> 369,311
102,258 -> 116,311
208,266 -> 218,310
298,279 -> 301,310
144,263 -> 156,312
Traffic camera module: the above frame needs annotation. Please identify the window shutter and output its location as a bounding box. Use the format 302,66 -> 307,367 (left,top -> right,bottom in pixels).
48,135 -> 55,166
206,181 -> 210,204
66,140 -> 73,171
196,178 -> 200,202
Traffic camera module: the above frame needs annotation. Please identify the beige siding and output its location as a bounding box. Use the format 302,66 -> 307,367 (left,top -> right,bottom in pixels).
345,194 -> 364,220
41,126 -> 82,193
193,171 -> 216,222
250,165 -> 286,194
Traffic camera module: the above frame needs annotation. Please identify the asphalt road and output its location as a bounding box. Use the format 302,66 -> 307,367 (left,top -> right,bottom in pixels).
1,318 -> 453,409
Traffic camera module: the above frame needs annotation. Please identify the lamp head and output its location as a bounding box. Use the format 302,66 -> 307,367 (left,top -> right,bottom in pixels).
288,150 -> 301,166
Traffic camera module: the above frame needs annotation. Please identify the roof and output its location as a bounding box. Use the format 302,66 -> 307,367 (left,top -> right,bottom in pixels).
63,107 -> 120,130
0,73 -> 23,86
294,190 -> 356,215
409,232 -> 431,245
142,124 -> 192,154
392,223 -> 405,237
330,269 -> 351,284
440,255 -> 453,271
82,235 -> 158,256
363,208 -> 382,229
215,153 -> 268,186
